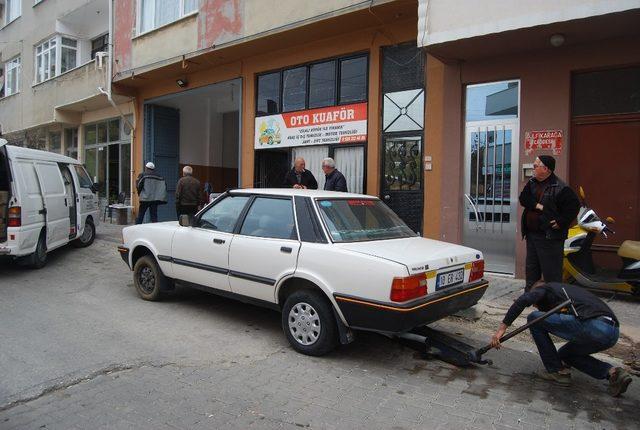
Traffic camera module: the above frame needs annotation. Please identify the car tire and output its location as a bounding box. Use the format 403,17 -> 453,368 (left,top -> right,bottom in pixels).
72,219 -> 95,248
133,255 -> 169,301
282,289 -> 339,356
27,232 -> 47,269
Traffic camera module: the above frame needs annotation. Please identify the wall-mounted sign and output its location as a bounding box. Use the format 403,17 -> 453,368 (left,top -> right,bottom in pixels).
255,102 -> 367,149
524,130 -> 563,155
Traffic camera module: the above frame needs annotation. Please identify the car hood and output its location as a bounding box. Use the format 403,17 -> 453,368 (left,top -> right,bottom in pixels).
336,237 -> 482,274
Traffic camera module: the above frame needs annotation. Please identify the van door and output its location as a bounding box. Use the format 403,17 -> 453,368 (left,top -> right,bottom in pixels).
13,160 -> 46,250
35,162 -> 71,249
59,164 -> 78,238
71,164 -> 99,233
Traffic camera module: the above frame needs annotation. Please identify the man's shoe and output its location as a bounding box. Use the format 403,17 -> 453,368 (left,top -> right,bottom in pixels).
536,369 -> 571,386
608,367 -> 632,397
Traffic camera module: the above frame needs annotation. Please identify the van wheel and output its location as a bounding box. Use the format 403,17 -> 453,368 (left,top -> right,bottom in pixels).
133,255 -> 169,301
282,290 -> 338,356
73,220 -> 95,248
28,233 -> 47,269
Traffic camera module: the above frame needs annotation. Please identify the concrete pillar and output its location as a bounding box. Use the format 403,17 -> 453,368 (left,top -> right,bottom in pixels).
78,124 -> 86,163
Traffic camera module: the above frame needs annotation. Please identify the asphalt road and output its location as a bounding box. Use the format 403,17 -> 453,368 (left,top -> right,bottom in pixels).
0,225 -> 638,429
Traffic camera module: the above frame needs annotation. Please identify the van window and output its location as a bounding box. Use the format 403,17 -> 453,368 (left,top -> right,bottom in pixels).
38,164 -> 65,195
17,162 -> 41,195
74,165 -> 94,189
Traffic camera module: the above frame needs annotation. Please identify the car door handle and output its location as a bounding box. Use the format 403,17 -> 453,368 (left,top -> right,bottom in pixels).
39,209 -> 47,215
280,247 -> 292,254
213,238 -> 225,244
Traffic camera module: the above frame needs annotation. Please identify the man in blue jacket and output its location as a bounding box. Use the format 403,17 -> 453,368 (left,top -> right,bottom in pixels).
322,157 -> 347,192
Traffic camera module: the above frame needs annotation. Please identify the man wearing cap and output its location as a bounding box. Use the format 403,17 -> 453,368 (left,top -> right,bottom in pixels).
135,162 -> 167,224
519,155 -> 580,291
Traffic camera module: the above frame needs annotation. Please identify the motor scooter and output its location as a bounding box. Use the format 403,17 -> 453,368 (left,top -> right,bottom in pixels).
563,187 -> 640,296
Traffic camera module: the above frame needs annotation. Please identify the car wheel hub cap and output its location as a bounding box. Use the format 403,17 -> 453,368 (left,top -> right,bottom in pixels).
139,267 -> 155,293
288,302 -> 321,346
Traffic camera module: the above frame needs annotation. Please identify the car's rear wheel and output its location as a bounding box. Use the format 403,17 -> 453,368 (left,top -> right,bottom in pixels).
133,255 -> 169,301
27,232 -> 47,269
282,290 -> 338,356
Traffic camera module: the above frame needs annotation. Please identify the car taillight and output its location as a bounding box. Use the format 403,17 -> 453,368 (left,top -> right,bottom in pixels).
390,273 -> 429,302
469,259 -> 484,282
8,207 -> 21,227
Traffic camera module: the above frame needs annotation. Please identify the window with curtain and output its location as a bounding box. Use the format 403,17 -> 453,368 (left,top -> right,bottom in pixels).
334,146 -> 364,194
292,146 -> 329,191
140,0 -> 198,34
35,35 -> 78,83
4,57 -> 21,96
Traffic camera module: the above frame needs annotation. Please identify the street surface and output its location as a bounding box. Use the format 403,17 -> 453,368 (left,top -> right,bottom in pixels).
0,224 -> 638,429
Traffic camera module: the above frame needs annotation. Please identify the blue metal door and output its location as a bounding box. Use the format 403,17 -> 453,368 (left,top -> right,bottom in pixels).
143,104 -> 180,222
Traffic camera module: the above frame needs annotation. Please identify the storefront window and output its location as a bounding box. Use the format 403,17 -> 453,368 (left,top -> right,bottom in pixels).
256,53 -> 368,116
282,67 -> 307,112
257,73 -> 280,115
340,57 -> 368,104
49,132 -> 62,154
109,119 -> 120,141
309,61 -> 336,108
84,118 -> 129,201
65,128 -> 78,159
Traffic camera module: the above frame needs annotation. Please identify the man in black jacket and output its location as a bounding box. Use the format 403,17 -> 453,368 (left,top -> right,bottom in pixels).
322,157 -> 348,192
491,282 -> 632,396
519,155 -> 580,291
283,157 -> 318,189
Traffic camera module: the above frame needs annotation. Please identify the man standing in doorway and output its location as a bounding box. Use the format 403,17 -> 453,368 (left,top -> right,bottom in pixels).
135,162 -> 167,224
322,157 -> 348,192
519,155 -> 580,291
283,157 -> 318,189
176,165 -> 202,218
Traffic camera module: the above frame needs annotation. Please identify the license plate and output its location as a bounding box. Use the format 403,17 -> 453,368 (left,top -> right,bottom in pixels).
436,268 -> 464,290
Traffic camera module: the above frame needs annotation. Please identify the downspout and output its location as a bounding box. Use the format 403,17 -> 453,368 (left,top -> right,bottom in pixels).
98,0 -> 135,203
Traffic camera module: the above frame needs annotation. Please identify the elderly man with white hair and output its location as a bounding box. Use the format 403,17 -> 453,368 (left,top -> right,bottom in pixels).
135,161 -> 167,224
175,165 -> 203,219
322,157 -> 348,192
283,157 -> 318,190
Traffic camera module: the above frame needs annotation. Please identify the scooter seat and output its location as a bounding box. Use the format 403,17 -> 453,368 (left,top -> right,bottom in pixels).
618,241 -> 640,260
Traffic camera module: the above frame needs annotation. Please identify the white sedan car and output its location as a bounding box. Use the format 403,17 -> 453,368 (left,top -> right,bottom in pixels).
118,189 -> 488,356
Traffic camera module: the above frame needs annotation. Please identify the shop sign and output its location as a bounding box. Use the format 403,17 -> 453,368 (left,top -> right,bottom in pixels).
255,102 -> 367,149
524,130 -> 563,155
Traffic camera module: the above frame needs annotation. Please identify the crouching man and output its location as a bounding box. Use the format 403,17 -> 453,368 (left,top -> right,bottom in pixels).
491,281 -> 632,396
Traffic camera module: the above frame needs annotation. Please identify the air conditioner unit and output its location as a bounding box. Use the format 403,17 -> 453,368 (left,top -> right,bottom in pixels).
95,51 -> 108,69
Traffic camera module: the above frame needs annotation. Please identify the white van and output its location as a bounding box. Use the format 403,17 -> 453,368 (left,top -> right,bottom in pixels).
0,139 -> 100,268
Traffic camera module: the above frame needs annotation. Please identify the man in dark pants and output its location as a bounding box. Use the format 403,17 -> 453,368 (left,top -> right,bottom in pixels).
322,157 -> 348,192
175,165 -> 202,219
283,157 -> 318,189
491,282 -> 632,396
519,155 -> 580,291
135,162 -> 167,224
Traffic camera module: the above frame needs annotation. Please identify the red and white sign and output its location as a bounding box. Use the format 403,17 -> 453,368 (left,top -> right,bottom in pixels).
524,130 -> 563,155
255,103 -> 367,149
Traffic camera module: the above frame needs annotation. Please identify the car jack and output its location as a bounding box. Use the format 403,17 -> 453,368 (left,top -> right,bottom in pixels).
396,299 -> 572,367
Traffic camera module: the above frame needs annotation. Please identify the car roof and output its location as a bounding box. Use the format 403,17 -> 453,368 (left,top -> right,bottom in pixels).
230,188 -> 379,199
1,139 -> 81,165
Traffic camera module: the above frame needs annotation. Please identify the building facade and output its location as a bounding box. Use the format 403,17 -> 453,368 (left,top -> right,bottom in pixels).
10,0 -> 630,279
0,0 -> 134,205
419,0 -> 640,277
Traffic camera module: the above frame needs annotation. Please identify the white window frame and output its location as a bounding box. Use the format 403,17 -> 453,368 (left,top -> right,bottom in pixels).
34,35 -> 79,84
137,0 -> 198,35
4,0 -> 22,26
4,56 -> 21,97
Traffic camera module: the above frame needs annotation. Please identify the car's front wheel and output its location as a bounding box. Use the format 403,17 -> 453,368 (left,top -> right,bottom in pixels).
133,255 -> 170,301
282,290 -> 339,356
72,219 -> 95,248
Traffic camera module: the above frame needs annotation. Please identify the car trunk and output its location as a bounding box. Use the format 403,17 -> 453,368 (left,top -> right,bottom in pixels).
0,145 -> 11,244
336,236 -> 480,274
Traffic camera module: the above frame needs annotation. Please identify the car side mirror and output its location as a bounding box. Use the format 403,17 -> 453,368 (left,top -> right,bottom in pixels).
91,183 -> 99,194
179,214 -> 192,227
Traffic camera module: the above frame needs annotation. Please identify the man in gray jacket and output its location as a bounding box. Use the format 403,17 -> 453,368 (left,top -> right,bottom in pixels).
135,162 -> 167,224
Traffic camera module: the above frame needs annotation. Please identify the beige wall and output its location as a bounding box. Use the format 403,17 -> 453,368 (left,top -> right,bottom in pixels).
419,0 -> 640,46
0,0 -> 110,134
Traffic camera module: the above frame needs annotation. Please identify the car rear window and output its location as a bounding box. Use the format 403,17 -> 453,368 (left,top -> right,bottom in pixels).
316,198 -> 416,242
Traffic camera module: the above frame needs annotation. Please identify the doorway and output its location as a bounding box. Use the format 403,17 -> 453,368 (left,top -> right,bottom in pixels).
463,80 -> 520,275
144,78 -> 242,221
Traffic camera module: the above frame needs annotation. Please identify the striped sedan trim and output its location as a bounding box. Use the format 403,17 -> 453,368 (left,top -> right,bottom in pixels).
157,255 -> 275,285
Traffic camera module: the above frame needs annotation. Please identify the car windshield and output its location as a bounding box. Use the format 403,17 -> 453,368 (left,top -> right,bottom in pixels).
316,198 -> 416,242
